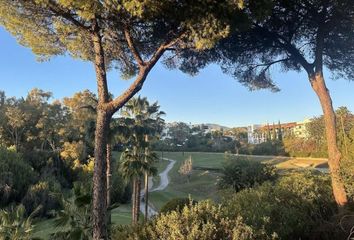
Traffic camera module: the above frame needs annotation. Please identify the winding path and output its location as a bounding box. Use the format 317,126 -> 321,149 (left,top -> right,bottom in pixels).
140,158 -> 176,217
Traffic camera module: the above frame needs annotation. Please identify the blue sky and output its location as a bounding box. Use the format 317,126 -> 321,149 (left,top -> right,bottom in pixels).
1,28 -> 354,127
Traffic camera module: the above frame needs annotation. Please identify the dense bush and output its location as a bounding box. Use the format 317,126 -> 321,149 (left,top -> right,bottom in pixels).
252,140 -> 286,156
51,188 -> 92,239
341,157 -> 354,201
0,147 -> 36,207
22,178 -> 62,217
283,137 -> 327,158
222,171 -> 336,239
112,201 -> 276,240
160,198 -> 197,214
218,157 -> 277,192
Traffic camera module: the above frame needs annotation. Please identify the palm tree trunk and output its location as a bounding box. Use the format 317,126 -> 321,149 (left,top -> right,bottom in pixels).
310,72 -> 348,208
144,134 -> 149,221
131,177 -> 136,224
135,177 -> 141,224
106,143 -> 112,225
144,171 -> 149,221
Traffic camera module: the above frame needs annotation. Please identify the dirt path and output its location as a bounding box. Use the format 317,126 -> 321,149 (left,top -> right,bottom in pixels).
140,158 -> 176,217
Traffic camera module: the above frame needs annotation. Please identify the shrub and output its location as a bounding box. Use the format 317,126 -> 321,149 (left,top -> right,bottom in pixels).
160,198 -> 197,214
0,147 -> 36,206
218,157 -> 277,192
112,201 -> 275,240
22,179 -> 62,217
252,140 -> 286,156
0,204 -> 39,240
341,157 -> 354,201
51,188 -> 92,240
222,171 -> 336,239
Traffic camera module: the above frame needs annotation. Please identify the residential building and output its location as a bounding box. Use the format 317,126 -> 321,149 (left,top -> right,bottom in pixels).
247,119 -> 311,144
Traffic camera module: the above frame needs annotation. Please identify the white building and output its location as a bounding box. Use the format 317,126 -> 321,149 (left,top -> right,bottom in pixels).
247,119 -> 311,144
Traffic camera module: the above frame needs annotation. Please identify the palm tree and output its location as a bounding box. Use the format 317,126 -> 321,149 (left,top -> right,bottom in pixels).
0,204 -> 40,240
120,147 -> 145,225
119,96 -> 165,222
52,188 -> 92,240
142,144 -> 158,221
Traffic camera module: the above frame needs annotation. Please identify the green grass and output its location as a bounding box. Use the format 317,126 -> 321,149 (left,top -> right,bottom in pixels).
111,204 -> 132,225
150,152 -> 225,210
149,152 -> 328,210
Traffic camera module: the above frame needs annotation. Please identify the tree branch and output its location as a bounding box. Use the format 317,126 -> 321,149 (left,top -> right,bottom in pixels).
106,33 -> 184,114
46,0 -> 90,32
254,24 -> 313,74
249,58 -> 291,71
123,26 -> 145,66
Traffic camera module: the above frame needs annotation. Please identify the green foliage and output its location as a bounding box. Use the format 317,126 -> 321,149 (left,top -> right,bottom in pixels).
283,136 -> 327,158
0,204 -> 40,240
219,157 -> 277,192
222,171 -> 336,239
160,198 -> 197,214
252,140 -> 285,156
112,200 -> 274,240
51,188 -> 92,240
111,171 -> 130,205
154,123 -> 239,153
0,147 -> 36,206
22,179 -> 62,218
341,158 -> 354,201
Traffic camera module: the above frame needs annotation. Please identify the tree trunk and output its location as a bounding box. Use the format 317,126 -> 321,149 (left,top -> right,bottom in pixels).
106,143 -> 112,225
131,178 -> 137,225
144,135 -> 149,221
135,177 -> 141,224
93,110 -> 110,239
144,171 -> 149,221
310,72 -> 348,207
92,19 -> 111,240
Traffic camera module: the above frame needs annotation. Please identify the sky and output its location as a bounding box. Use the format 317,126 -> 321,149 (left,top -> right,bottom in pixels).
1,28 -> 354,128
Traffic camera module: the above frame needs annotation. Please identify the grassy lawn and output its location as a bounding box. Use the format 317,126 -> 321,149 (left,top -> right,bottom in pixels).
149,152 -> 328,210
150,152 -> 225,210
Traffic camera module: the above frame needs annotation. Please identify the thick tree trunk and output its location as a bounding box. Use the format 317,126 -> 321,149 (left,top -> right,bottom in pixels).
144,171 -> 149,221
106,143 -> 112,225
92,20 -> 111,239
93,110 -> 110,239
310,72 -> 348,207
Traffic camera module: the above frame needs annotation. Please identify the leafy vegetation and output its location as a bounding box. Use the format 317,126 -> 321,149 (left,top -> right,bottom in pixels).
219,157 -> 277,192
222,171 -> 337,239
160,198 -> 197,214
0,204 -> 40,240
112,200 -> 275,240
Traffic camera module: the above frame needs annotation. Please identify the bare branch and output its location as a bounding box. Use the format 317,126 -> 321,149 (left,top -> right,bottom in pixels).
249,58 -> 291,71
